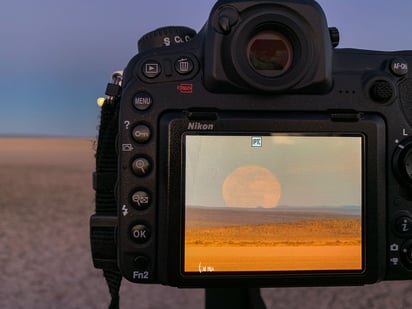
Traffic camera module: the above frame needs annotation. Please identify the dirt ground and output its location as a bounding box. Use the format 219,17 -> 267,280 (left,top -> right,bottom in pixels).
1,137 -> 412,309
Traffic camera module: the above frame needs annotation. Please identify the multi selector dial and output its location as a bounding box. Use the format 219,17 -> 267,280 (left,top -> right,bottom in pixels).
393,138 -> 412,187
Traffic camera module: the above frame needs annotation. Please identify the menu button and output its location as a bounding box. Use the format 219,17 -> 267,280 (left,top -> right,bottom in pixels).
133,92 -> 153,111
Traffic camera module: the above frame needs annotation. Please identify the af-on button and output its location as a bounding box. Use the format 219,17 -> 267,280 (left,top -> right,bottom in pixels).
390,58 -> 408,76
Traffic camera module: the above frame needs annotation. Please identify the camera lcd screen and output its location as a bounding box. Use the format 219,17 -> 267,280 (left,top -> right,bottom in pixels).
184,134 -> 363,273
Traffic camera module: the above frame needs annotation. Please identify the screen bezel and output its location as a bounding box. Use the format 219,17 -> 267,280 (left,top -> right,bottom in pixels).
159,111 -> 385,287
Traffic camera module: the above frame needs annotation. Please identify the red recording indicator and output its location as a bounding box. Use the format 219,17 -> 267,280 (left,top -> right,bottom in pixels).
177,83 -> 193,94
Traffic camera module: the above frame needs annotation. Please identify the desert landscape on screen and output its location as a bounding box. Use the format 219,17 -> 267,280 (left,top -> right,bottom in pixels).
184,206 -> 362,272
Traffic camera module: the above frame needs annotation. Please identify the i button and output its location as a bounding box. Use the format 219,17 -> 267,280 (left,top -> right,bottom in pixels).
395,216 -> 412,236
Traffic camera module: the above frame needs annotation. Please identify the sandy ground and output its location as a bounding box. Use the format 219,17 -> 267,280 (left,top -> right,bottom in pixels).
1,137 -> 412,309
185,246 -> 361,272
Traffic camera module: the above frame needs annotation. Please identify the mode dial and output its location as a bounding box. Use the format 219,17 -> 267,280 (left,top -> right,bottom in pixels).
138,26 -> 197,53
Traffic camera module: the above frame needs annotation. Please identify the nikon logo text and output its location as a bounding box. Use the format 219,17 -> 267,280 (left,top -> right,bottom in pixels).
187,122 -> 214,130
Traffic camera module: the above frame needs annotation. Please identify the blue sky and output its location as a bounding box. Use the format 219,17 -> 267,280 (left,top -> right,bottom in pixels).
1,0 -> 412,137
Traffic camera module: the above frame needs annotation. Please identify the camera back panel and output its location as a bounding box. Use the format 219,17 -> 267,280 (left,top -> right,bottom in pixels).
114,0 -> 412,287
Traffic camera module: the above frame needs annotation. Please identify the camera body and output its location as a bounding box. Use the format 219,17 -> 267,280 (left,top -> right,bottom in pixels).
109,0 -> 412,287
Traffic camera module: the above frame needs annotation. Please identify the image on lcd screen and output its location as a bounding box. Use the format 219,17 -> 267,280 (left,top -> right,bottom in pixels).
184,135 -> 363,273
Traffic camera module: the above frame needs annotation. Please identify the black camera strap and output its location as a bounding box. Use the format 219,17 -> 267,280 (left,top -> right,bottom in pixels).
91,72 -> 123,309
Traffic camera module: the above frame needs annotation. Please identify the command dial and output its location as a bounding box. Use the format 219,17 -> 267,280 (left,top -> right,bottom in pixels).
393,138 -> 412,186
138,26 -> 197,53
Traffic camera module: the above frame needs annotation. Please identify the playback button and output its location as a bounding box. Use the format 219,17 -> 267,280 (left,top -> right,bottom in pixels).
142,61 -> 161,78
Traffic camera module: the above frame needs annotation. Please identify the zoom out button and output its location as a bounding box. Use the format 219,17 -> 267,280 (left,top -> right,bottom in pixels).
131,190 -> 151,210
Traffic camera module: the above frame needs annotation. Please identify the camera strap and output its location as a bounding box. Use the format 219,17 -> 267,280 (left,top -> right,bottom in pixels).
90,72 -> 123,309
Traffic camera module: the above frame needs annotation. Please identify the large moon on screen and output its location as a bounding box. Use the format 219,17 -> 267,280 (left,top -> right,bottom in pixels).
222,165 -> 281,208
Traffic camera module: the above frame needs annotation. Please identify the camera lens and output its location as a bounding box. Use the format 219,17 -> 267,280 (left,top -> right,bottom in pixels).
247,31 -> 293,77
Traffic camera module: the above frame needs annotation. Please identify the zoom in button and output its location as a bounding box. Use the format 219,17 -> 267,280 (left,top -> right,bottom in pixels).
132,157 -> 151,176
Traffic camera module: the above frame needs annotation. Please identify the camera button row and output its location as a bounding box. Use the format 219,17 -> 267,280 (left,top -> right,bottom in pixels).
141,55 -> 197,80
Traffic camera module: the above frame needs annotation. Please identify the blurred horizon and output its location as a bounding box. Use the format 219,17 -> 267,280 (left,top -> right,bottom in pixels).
1,0 -> 412,137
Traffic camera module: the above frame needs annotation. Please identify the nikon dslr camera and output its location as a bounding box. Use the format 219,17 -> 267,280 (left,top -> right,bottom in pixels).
91,0 -> 412,288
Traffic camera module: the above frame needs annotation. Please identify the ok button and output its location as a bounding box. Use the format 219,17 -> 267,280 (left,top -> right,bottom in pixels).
131,223 -> 151,244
